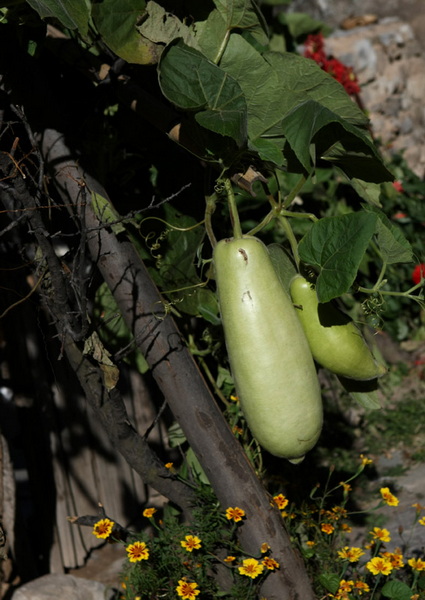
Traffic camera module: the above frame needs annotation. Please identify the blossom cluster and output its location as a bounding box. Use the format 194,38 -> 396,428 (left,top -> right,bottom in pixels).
303,33 -> 361,95
92,504 -> 280,600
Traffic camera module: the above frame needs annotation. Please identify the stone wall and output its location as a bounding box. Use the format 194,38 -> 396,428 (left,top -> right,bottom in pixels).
325,18 -> 425,177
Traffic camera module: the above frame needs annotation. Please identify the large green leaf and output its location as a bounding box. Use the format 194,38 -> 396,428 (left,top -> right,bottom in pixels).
220,34 -> 367,140
265,52 -> 368,126
219,35 -> 289,140
158,40 -> 247,146
364,204 -> 413,264
381,580 -> 413,600
218,36 -> 378,174
298,212 -> 378,302
280,99 -> 391,179
92,0 -> 161,65
26,0 -> 90,36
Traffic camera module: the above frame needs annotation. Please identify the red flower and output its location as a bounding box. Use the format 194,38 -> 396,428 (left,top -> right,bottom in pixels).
412,264 -> 425,285
392,212 -> 408,220
304,33 -> 326,66
304,33 -> 360,95
392,180 -> 404,193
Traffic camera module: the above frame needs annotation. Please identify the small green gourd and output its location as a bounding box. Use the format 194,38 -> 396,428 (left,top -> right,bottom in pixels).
289,275 -> 386,381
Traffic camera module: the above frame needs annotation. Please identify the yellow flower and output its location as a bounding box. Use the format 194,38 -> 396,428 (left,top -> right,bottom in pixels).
340,523 -> 352,533
408,557 -> 425,571
321,523 -> 335,535
176,579 -> 200,600
238,558 -> 264,579
224,556 -> 236,563
92,518 -> 114,539
380,487 -> 399,507
180,535 -> 202,552
262,557 -> 280,570
339,482 -> 352,493
338,580 -> 354,592
225,507 -> 246,522
354,581 -> 370,595
366,557 -> 393,576
337,546 -> 365,562
230,394 -> 239,402
419,516 -> 425,526
143,507 -> 157,518
165,462 -> 174,469
360,454 -> 373,466
260,543 -> 270,553
306,541 -> 316,547
126,541 -> 149,562
370,527 -> 391,543
273,494 -> 289,510
381,550 -> 404,569
331,506 -> 348,519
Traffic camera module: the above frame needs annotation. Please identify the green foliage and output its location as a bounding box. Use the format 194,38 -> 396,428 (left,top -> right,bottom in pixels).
298,212 -> 378,302
5,0 -> 425,595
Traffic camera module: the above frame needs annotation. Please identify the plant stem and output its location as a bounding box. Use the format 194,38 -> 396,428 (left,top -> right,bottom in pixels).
283,174 -> 307,208
280,209 -> 318,222
224,178 -> 243,239
205,192 -> 218,248
369,574 -> 381,600
213,29 -> 231,64
247,209 -> 275,236
277,214 -> 300,268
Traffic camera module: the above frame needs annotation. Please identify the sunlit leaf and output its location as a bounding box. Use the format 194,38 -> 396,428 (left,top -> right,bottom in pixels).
298,212 -> 378,302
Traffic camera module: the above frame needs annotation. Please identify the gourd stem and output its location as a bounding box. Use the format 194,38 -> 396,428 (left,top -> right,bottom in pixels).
225,178 -> 243,239
277,214 -> 300,269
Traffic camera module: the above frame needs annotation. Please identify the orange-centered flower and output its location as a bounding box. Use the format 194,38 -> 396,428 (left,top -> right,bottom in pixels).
380,487 -> 399,507
225,506 -> 246,522
370,527 -> 391,543
92,518 -> 114,539
273,494 -> 289,510
366,557 -> 393,576
238,558 -> 264,579
337,546 -> 365,562
126,541 -> 149,562
180,535 -> 202,552
176,579 -> 200,599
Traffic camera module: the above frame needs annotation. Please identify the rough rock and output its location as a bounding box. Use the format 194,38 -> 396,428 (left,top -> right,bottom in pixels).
11,574 -> 117,600
322,18 -> 425,177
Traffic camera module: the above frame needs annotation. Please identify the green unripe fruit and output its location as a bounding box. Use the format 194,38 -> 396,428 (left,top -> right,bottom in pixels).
214,236 -> 323,463
289,275 -> 386,381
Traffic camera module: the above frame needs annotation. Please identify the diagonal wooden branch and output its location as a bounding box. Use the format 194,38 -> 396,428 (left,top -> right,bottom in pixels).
40,128 -> 317,600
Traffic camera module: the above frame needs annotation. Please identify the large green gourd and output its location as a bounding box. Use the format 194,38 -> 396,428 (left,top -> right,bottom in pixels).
213,236 -> 323,463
